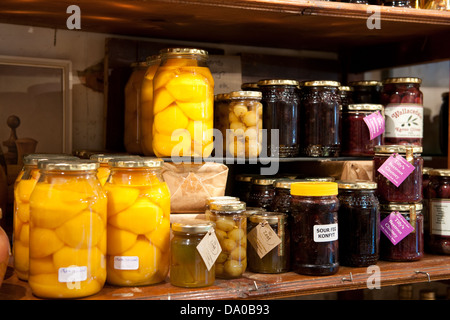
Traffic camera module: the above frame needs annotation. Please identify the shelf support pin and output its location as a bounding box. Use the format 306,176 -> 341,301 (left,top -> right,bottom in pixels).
414,270 -> 431,282
341,272 -> 353,282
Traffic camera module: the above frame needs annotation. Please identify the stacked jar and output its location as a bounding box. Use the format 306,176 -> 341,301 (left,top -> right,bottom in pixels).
373,145 -> 424,261
247,177 -> 277,210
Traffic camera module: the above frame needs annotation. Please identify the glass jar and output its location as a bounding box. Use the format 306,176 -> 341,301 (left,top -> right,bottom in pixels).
258,79 -> 300,157
208,201 -> 247,279
381,77 -> 423,146
89,153 -> 140,186
341,104 -> 384,156
104,157 -> 170,286
205,196 -> 239,220
339,86 -> 354,144
290,182 -> 339,276
13,154 -> 78,281
380,202 -> 423,261
270,179 -> 305,214
233,173 -> 259,202
349,80 -> 382,104
373,145 -> 423,203
337,181 -> 380,267
152,48 -> 214,158
28,159 -> 107,298
140,55 -> 161,156
247,212 -> 289,273
427,169 -> 450,254
247,177 -> 276,210
439,92 -> 448,155
214,93 -> 231,155
227,91 -> 263,158
170,220 -> 216,287
124,61 -> 147,155
299,81 -> 341,157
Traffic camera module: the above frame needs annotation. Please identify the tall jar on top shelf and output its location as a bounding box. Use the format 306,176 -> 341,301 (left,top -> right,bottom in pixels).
152,48 -> 214,158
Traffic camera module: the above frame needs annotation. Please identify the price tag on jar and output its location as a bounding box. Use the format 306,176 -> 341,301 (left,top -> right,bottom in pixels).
363,110 -> 385,140
377,153 -> 415,187
196,229 -> 222,271
380,211 -> 414,245
248,222 -> 282,259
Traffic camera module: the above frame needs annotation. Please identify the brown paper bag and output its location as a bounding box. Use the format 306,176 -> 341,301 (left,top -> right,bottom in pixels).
162,162 -> 229,213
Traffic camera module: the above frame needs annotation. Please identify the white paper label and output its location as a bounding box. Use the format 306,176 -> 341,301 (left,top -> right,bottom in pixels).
114,256 -> 139,270
384,104 -> 423,138
196,229 -> 222,271
58,266 -> 87,283
248,222 -> 282,259
313,223 -> 338,242
430,199 -> 450,236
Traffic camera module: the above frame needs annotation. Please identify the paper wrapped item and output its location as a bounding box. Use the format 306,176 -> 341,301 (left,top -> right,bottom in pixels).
162,162 -> 229,213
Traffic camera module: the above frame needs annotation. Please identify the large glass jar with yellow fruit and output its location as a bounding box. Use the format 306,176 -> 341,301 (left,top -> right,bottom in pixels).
89,153 -> 140,186
13,154 -> 77,281
28,159 -> 107,298
124,61 -> 147,155
140,55 -> 161,156
152,48 -> 214,158
104,157 -> 170,286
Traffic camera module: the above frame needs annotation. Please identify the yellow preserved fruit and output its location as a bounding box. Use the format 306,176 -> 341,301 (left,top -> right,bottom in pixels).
152,48 -> 214,158
28,159 -> 107,298
104,157 -> 170,286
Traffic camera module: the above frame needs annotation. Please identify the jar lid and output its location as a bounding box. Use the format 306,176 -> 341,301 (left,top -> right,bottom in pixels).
248,212 -> 287,224
338,86 -> 353,91
257,79 -> 299,86
347,104 -> 383,111
206,196 -> 239,205
429,169 -> 450,177
252,178 -> 277,185
300,80 -> 341,87
23,153 -> 78,166
348,80 -> 382,86
146,54 -> 161,64
235,174 -> 259,182
229,91 -> 262,99
291,182 -> 338,196
305,177 -> 336,182
130,61 -> 148,68
241,82 -> 260,90
171,220 -> 215,234
383,77 -> 422,84
422,167 -> 433,175
274,179 -> 307,189
38,159 -> 99,171
337,180 -> 377,190
159,47 -> 208,57
214,93 -> 231,101
90,153 -> 140,164
108,157 -> 164,168
373,145 -> 423,154
380,202 -> 423,212
245,207 -> 267,216
209,200 -> 246,212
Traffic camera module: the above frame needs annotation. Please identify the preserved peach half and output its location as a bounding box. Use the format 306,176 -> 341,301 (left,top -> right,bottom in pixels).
164,58 -> 197,67
13,241 -> 29,274
145,217 -> 170,252
55,211 -> 105,248
165,73 -> 208,102
105,185 -> 139,216
141,185 -> 170,218
153,88 -> 175,114
29,227 -> 64,259
16,179 -> 37,203
176,101 -> 212,121
29,256 -> 55,275
154,68 -> 176,91
108,197 -> 162,235
107,225 -> 137,255
53,246 -> 104,274
154,105 -> 189,136
16,201 -> 30,223
153,131 -> 191,157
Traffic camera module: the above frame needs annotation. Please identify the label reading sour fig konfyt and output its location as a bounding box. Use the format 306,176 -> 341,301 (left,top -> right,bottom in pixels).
313,223 -> 338,242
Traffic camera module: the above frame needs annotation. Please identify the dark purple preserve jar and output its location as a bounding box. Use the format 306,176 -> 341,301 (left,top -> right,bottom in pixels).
247,178 -> 276,210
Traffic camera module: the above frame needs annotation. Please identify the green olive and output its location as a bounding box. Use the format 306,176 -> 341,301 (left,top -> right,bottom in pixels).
215,229 -> 227,242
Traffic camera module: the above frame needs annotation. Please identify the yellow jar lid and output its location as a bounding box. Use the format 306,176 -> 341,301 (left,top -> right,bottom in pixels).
291,182 -> 338,196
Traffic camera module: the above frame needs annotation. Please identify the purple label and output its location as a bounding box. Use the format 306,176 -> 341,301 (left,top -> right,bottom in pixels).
363,111 -> 385,140
380,212 -> 414,245
377,153 -> 415,187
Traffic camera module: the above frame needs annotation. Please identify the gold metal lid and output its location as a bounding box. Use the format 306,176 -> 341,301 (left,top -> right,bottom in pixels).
347,104 -> 383,111
339,86 -> 353,91
274,179 -> 307,189
38,159 -> 99,171
214,93 -> 231,101
229,91 -> 262,99
349,80 -> 382,86
374,145 -> 423,154
235,174 -> 259,182
300,80 -> 341,87
108,157 -> 164,168
252,178 -> 277,185
241,82 -> 260,90
337,180 -> 377,190
257,79 -> 299,86
171,220 -> 215,234
383,77 -> 422,84
206,196 -> 239,205
429,169 -> 450,177
209,200 -> 246,212
159,47 -> 208,57
90,153 -> 140,164
422,167 -> 433,175
23,153 -> 78,166
305,177 -> 335,182
248,212 -> 287,224
380,202 -> 423,212
245,207 -> 267,216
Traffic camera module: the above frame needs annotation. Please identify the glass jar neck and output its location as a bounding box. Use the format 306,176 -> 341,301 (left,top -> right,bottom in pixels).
161,54 -> 207,67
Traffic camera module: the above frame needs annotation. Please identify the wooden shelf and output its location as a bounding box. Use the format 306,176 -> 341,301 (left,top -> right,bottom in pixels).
1,254 -> 450,300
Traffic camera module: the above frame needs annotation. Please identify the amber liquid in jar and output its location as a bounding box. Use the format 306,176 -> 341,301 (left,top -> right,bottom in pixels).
338,181 -> 380,267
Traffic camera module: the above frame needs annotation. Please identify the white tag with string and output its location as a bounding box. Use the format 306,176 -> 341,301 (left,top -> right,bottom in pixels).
248,222 -> 282,259
196,229 -> 222,271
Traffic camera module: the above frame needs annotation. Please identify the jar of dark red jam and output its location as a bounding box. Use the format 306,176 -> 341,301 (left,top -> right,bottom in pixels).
290,182 -> 339,276
380,202 -> 423,261
258,79 -> 300,157
337,181 -> 380,267
247,177 -> 276,210
349,80 -> 382,104
427,169 -> 450,255
381,77 -> 423,146
247,212 -> 289,273
341,104 -> 384,156
373,145 -> 423,203
299,81 -> 341,157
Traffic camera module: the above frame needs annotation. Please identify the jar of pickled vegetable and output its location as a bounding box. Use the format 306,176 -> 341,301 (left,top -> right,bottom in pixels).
247,177 -> 276,210
247,212 -> 289,273
380,202 -> 423,261
104,157 -> 170,286
258,79 -> 300,157
337,180 -> 380,267
214,93 -> 231,154
28,159 -> 107,298
152,48 -> 214,158
140,55 -> 161,156
170,220 -> 216,287
205,196 -> 239,220
299,81 -> 341,157
427,169 -> 450,254
290,182 -> 339,276
208,201 -> 247,279
13,154 -> 78,281
373,145 -> 423,203
124,61 -> 147,155
227,91 -> 263,158
349,80 -> 382,104
341,104 -> 384,156
381,77 -> 423,146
